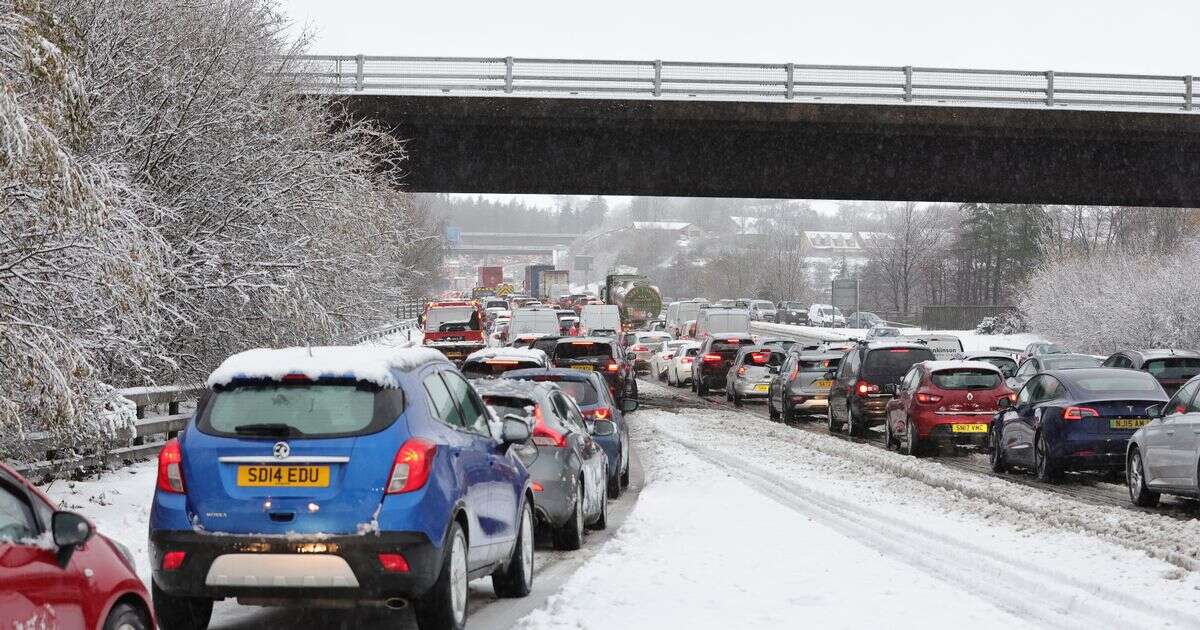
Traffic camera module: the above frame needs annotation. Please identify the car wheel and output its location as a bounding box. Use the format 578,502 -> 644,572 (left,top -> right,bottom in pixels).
903,418 -> 921,457
769,399 -> 781,421
725,388 -> 733,402
492,501 -> 534,597
989,425 -> 1009,473
607,462 -> 623,499
630,379 -> 639,400
732,391 -> 742,407
847,406 -> 868,438
621,449 -> 631,488
104,602 -> 151,630
1127,447 -> 1160,508
883,419 -> 895,450
1034,431 -> 1063,483
827,400 -> 844,432
697,377 -> 708,396
591,485 -> 609,531
152,582 -> 212,630
415,521 -> 469,630
553,479 -> 586,550
667,370 -> 676,387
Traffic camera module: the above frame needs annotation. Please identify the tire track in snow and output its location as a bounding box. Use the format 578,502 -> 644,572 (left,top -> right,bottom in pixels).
656,425 -> 1200,630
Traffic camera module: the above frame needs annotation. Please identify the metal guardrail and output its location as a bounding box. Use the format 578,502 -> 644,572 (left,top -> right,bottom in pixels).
16,385 -> 201,479
354,317 -> 422,344
288,54 -> 1200,113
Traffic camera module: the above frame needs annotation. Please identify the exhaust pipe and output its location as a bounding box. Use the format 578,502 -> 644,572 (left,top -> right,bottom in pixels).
385,598 -> 408,610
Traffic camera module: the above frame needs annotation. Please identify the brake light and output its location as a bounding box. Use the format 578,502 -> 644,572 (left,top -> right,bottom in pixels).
737,366 -> 748,377
855,380 -> 880,397
631,345 -> 648,352
750,352 -> 769,364
386,438 -> 437,493
703,353 -> 722,363
1063,406 -> 1100,421
157,439 -> 185,494
681,357 -> 694,364
888,348 -> 912,353
789,366 -> 799,380
531,405 -> 567,447
589,407 -> 612,420
915,392 -> 943,404
664,353 -> 674,360
161,551 -> 187,571
484,359 -> 520,365
281,373 -> 310,382
606,361 -> 620,373
378,553 -> 410,573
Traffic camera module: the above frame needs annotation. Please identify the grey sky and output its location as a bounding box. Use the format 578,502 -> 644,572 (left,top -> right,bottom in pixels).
281,0 -> 1198,75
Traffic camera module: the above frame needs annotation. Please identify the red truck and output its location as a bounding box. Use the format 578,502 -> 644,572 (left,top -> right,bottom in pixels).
478,265 -> 503,289
421,300 -> 487,364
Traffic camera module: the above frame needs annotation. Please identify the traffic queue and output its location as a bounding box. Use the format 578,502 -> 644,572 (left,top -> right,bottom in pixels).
652,296 -> 1200,516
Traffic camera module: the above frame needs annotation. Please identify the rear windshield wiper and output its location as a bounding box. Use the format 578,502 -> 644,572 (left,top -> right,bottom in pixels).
233,423 -> 301,437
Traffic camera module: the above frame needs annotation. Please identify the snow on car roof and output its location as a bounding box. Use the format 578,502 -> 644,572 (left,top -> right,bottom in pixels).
472,378 -> 556,400
921,360 -> 1003,373
207,345 -> 449,388
465,347 -> 549,364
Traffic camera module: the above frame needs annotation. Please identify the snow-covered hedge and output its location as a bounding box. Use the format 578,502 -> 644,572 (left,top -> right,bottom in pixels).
1021,246 -> 1200,354
0,0 -> 442,466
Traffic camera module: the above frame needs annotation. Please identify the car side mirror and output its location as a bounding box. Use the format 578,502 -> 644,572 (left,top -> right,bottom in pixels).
52,511 -> 93,568
1145,403 -> 1163,418
997,397 -> 1011,410
501,415 -> 532,444
621,398 -> 640,413
592,419 -> 617,436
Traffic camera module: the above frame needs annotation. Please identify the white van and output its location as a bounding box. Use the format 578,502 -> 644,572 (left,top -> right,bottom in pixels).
507,309 -> 561,342
696,308 -> 750,339
808,304 -> 846,327
581,304 -> 621,334
667,299 -> 707,337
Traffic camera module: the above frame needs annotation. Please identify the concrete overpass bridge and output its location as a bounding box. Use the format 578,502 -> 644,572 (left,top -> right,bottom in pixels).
294,55 -> 1200,207
451,232 -> 579,256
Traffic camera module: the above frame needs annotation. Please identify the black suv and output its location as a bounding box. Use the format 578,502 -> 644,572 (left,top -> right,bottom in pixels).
551,337 -> 637,402
827,341 -> 935,436
775,301 -> 808,324
691,333 -> 756,395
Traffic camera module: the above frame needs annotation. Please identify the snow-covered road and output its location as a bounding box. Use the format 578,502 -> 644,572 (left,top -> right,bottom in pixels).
517,384 -> 1200,629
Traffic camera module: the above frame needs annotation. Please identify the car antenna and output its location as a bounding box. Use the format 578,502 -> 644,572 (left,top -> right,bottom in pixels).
307,342 -> 313,357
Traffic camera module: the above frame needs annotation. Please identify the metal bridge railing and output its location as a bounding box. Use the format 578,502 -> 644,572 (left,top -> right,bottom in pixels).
286,54 -> 1198,113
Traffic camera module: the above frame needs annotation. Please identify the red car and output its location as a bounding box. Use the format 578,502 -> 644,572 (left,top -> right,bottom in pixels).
0,462 -> 152,629
884,360 -> 1014,456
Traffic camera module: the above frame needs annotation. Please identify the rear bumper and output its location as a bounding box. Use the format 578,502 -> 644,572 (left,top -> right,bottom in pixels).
786,394 -> 828,412
527,452 -> 577,528
855,398 -> 890,426
1055,434 -> 1133,471
150,529 -> 441,601
733,381 -> 772,397
923,422 -> 991,446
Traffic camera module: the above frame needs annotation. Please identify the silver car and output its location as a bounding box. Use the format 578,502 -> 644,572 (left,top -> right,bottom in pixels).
748,300 -> 777,322
1127,374 -> 1200,507
724,345 -> 785,406
475,379 -> 612,550
768,352 -> 843,421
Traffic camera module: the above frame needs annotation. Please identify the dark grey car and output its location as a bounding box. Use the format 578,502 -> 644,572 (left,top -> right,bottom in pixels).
768,352 -> 843,421
475,379 -> 611,551
1127,374 -> 1200,507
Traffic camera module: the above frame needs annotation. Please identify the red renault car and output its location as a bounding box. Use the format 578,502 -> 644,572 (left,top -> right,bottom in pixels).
884,360 -> 1014,456
0,462 -> 152,629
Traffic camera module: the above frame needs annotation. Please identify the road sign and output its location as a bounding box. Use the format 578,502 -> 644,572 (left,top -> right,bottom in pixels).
445,226 -> 462,247
831,278 -> 860,314
574,256 -> 594,272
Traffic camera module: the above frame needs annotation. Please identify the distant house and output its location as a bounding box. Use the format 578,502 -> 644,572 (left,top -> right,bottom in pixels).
631,221 -> 704,240
801,231 -> 882,260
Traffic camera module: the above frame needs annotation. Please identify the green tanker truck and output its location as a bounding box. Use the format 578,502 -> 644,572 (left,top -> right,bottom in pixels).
601,272 -> 663,329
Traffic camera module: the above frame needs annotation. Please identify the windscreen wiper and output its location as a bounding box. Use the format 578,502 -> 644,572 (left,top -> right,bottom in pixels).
233,423 -> 300,437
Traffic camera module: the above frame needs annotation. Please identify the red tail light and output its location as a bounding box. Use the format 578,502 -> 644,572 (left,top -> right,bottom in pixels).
915,392 -> 943,404
681,357 -> 694,364
161,551 -> 187,571
588,407 -> 612,420
703,353 -> 722,363
750,352 -> 769,364
386,438 -> 437,493
531,405 -> 567,447
855,380 -> 880,397
378,553 -> 410,573
737,366 -> 748,377
663,354 -> 674,360
157,439 -> 185,494
606,361 -> 620,373
1063,406 -> 1100,421
631,345 -> 648,352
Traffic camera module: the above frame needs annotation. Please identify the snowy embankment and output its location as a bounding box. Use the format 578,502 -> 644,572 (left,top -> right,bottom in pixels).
752,321 -> 1041,352
519,402 -> 1200,629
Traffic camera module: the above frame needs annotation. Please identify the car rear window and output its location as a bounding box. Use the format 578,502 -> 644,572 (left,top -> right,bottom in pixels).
1043,355 -> 1102,370
975,356 -> 1017,373
1143,358 -> 1200,380
482,395 -> 536,420
1070,372 -> 1164,397
425,307 -> 480,332
532,337 -> 561,355
862,348 -> 936,383
199,382 -> 404,438
931,369 -> 1002,390
462,359 -> 544,378
555,341 -> 613,360
800,358 -> 841,371
507,376 -> 601,406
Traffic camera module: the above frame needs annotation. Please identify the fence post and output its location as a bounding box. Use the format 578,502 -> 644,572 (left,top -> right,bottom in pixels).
785,63 -> 794,99
653,60 -> 662,97
505,56 -> 514,94
355,54 -> 364,91
1186,75 -> 1194,111
1045,70 -> 1055,106
904,66 -> 913,102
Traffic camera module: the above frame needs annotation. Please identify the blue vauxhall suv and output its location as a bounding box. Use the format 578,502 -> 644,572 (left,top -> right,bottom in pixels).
149,346 -> 535,630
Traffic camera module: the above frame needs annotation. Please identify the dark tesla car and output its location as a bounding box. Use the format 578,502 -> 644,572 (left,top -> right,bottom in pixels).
990,368 -> 1167,482
1101,349 -> 1200,395
1007,353 -> 1101,391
